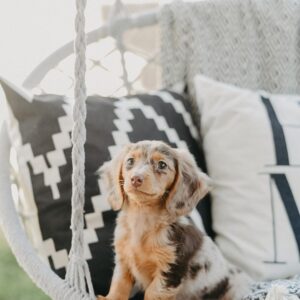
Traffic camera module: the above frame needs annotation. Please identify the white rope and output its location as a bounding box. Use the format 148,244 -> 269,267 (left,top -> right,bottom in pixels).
0,125 -> 92,300
65,0 -> 95,297
108,0 -> 132,94
117,35 -> 132,94
109,0 -> 125,21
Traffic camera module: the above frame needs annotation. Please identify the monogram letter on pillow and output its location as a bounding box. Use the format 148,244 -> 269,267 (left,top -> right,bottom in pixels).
194,75 -> 300,280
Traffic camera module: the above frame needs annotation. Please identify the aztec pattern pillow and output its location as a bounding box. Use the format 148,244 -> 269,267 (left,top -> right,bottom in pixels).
194,74 -> 300,281
0,77 -> 213,296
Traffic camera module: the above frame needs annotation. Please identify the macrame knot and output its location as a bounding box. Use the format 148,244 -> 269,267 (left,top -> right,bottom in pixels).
66,252 -> 95,298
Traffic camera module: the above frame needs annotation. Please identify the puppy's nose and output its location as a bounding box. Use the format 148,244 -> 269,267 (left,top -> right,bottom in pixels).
131,175 -> 143,188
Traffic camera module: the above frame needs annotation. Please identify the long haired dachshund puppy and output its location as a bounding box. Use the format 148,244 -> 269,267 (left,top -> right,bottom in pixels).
98,141 -> 251,300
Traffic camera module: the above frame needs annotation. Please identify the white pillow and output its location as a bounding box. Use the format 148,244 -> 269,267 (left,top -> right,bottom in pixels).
194,74 -> 300,281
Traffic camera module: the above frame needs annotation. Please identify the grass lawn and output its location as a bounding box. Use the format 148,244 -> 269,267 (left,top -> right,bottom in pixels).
0,230 -> 50,300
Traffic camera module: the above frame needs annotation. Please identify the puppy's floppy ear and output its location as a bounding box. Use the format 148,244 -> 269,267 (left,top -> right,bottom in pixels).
99,145 -> 131,211
165,148 -> 211,217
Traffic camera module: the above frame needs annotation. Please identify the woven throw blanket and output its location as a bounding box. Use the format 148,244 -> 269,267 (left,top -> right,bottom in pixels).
243,275 -> 300,300
160,0 -> 300,97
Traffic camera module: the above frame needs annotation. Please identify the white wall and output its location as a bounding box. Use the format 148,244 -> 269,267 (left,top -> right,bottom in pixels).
0,0 -> 108,123
0,0 -> 108,84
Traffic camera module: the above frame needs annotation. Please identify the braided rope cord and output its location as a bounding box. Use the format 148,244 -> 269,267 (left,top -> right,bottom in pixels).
65,0 -> 95,298
109,0 -> 132,94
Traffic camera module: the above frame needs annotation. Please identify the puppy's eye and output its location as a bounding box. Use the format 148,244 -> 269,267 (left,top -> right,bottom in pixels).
158,161 -> 167,170
126,158 -> 134,167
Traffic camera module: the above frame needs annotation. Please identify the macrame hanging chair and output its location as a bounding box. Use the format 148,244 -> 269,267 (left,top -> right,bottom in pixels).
0,0 -> 158,299
0,0 -> 299,299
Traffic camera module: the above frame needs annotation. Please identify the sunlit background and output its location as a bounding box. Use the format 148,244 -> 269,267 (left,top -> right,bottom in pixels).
0,0 -> 161,123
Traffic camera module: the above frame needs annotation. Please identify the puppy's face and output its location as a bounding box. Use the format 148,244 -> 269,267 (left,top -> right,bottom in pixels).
100,140 -> 210,216
122,143 -> 177,205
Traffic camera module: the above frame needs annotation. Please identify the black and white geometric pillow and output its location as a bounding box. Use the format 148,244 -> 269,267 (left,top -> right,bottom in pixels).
1,77 -> 213,297
194,74 -> 300,282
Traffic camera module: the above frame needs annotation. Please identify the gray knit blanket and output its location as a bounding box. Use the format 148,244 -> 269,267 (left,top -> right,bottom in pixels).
160,0 -> 300,95
244,275 -> 300,299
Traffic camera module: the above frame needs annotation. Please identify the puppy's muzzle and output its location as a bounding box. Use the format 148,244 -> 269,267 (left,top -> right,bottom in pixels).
131,175 -> 143,188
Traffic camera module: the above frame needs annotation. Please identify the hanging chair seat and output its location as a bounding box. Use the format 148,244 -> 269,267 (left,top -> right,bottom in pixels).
0,125 -> 93,300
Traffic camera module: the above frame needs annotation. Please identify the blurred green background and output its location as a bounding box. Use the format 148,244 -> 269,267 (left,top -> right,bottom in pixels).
0,229 -> 50,300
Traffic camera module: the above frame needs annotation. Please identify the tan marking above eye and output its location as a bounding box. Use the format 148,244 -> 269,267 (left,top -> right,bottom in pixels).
151,152 -> 168,162
150,152 -> 176,174
128,149 -> 143,159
